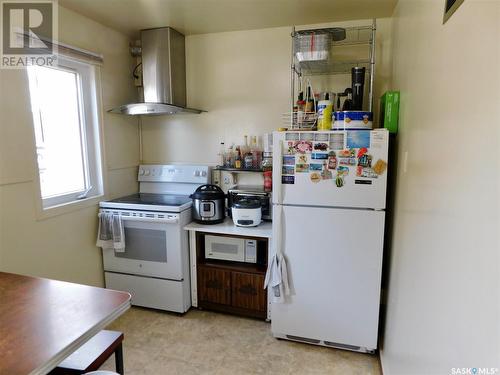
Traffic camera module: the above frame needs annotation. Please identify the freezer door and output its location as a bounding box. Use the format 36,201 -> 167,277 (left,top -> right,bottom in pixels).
271,205 -> 385,350
272,130 -> 389,209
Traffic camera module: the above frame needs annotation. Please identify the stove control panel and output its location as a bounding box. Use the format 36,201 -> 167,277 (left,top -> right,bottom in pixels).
138,165 -> 210,184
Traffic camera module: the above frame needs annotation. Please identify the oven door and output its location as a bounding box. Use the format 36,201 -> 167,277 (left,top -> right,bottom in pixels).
102,215 -> 184,280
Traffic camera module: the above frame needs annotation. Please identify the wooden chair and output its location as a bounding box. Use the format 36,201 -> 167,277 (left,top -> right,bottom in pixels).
49,330 -> 124,375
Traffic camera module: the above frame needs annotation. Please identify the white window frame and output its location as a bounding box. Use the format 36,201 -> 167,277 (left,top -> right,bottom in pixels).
28,56 -> 104,211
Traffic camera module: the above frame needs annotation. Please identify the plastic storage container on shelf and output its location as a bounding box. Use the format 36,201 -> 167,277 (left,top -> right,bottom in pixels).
333,111 -> 373,130
294,33 -> 331,62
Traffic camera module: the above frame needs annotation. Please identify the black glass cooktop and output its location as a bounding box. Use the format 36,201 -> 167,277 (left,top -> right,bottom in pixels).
109,193 -> 191,207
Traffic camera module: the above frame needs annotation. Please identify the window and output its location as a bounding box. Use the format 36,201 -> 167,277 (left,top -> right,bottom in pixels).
27,57 -> 103,209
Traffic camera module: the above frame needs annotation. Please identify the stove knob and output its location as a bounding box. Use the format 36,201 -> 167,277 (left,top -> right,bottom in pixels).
201,171 -> 207,177
144,170 -> 151,176
139,168 -> 145,175
194,170 -> 201,177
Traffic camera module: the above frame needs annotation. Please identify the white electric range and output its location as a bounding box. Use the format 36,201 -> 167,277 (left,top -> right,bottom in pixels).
99,164 -> 209,313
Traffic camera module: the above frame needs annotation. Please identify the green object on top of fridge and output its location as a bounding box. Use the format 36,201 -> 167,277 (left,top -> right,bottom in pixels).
380,91 -> 400,134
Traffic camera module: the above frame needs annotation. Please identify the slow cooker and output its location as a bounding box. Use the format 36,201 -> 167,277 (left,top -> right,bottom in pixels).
190,184 -> 226,224
231,198 -> 262,227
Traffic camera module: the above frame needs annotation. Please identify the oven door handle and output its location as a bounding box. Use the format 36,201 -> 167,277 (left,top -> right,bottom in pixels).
120,216 -> 178,224
99,213 -> 179,224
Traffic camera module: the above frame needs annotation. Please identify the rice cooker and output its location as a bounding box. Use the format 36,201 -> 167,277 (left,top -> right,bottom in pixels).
231,198 -> 262,227
190,184 -> 226,224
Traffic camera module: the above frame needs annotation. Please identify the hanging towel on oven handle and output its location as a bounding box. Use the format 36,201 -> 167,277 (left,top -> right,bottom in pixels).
96,212 -> 125,252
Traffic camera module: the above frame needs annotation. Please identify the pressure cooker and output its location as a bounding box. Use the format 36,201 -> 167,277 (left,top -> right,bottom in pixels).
190,184 -> 226,224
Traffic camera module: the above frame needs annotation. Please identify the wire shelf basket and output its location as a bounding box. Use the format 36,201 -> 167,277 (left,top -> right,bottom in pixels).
282,111 -> 318,130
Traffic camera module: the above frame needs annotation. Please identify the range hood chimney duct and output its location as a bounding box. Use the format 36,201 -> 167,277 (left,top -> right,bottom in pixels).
109,27 -> 204,116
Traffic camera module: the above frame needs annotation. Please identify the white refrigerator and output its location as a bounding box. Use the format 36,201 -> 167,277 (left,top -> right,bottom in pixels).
271,129 -> 389,353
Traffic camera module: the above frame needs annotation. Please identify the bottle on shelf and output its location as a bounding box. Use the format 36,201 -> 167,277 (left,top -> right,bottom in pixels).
234,144 -> 241,169
296,92 -> 305,112
225,144 -> 236,168
218,142 -> 225,166
342,88 -> 353,111
241,135 -> 249,157
244,153 -> 253,170
317,92 -> 333,131
305,87 -> 315,113
262,151 -> 273,191
240,135 -> 251,169
250,136 -> 262,170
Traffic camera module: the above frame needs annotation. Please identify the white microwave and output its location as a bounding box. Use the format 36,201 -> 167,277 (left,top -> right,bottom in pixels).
204,235 -> 257,263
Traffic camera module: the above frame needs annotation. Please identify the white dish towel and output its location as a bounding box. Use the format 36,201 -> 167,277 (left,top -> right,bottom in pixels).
264,203 -> 290,303
264,253 -> 290,303
96,213 -> 125,252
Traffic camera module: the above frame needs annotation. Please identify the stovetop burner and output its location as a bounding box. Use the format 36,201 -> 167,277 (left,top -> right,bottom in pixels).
109,193 -> 192,207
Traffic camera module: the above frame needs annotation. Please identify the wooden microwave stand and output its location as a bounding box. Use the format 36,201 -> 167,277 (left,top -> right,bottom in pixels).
185,219 -> 273,320
196,232 -> 268,319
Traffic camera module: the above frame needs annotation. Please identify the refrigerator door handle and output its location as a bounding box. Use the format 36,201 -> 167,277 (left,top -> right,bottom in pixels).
272,204 -> 283,258
273,135 -> 284,205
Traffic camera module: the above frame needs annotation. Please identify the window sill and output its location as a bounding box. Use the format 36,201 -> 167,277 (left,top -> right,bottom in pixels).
36,194 -> 104,221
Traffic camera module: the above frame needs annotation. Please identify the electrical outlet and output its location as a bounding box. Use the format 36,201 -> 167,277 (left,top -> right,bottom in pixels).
223,175 -> 231,185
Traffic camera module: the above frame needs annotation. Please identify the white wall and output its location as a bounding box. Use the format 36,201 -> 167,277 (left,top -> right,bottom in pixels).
0,6 -> 140,286
140,18 -> 393,165
381,1 -> 500,373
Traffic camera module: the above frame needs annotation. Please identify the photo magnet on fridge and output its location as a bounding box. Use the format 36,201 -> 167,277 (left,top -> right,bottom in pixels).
282,166 -> 295,175
296,154 -> 308,164
296,164 -> 310,173
338,158 -> 357,166
335,174 -> 345,187
313,142 -> 329,151
338,149 -> 356,158
321,163 -> 333,180
294,140 -> 313,154
285,141 -> 298,155
311,153 -> 328,160
357,147 -> 368,158
355,179 -> 372,185
356,166 -> 378,178
329,133 -> 345,150
373,159 -> 388,175
310,172 -> 321,183
309,163 -> 323,171
347,131 -> 371,149
327,152 -> 337,170
336,166 -> 349,176
282,175 -> 295,184
283,155 -> 295,166
358,154 -> 372,168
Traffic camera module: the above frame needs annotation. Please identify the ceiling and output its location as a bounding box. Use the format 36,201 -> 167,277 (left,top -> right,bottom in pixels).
58,0 -> 397,37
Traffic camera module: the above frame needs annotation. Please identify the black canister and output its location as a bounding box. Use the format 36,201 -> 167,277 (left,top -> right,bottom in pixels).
351,67 -> 366,111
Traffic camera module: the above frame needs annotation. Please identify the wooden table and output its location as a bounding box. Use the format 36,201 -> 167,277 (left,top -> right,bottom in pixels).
0,272 -> 131,375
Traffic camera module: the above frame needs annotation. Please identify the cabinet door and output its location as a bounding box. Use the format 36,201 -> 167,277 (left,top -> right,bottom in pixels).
231,272 -> 266,312
198,266 -> 231,305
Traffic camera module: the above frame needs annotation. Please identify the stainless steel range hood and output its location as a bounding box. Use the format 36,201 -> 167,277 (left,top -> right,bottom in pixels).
109,27 -> 204,116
